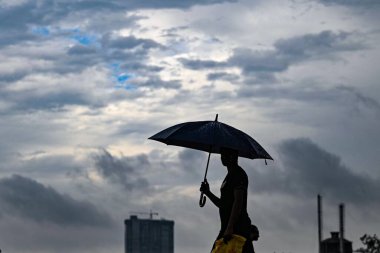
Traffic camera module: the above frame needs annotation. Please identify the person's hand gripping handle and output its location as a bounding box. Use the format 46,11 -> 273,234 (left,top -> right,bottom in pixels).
199,180 -> 210,207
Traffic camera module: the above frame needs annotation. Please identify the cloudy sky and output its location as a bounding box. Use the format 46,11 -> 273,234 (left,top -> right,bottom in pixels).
1,0 -> 380,252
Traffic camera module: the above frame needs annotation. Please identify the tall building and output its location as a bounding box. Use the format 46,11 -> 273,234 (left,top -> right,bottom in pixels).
125,215 -> 174,253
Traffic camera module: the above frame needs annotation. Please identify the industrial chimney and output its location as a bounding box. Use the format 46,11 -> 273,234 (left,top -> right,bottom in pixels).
318,194 -> 323,253
339,203 -> 345,253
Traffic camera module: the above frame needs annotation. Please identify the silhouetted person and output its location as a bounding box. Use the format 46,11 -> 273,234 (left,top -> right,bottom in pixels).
200,147 -> 254,253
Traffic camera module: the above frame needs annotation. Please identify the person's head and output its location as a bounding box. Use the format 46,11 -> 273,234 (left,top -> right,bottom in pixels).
220,147 -> 239,167
250,224 -> 259,241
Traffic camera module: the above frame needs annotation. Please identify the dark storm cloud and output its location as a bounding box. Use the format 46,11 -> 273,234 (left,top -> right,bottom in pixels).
0,175 -> 113,226
247,138 -> 380,206
92,149 -> 150,191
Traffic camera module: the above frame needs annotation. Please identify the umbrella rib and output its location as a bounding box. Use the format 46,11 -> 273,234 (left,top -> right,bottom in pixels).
161,122 -> 191,140
165,121 -> 213,144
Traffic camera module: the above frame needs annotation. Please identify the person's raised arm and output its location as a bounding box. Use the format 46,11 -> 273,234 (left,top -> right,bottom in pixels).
200,180 -> 220,208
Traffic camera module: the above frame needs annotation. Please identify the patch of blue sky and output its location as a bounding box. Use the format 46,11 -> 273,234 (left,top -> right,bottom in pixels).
115,73 -> 136,90
108,63 -> 136,90
69,28 -> 98,46
32,26 -> 50,36
117,73 -> 131,83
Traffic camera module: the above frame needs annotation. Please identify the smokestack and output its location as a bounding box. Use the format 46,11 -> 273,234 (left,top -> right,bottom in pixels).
339,203 -> 345,253
318,194 -> 323,253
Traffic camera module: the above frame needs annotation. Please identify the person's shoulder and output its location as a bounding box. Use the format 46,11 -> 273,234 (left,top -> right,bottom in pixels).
232,166 -> 248,188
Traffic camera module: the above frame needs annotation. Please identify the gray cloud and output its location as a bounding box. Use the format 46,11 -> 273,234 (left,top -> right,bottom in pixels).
0,33 -> 175,113
247,138 -> 380,206
178,149 -> 206,179
179,58 -> 227,70
207,72 -> 240,82
0,175 -> 113,227
12,91 -> 94,111
0,218 -> 121,253
229,48 -> 289,73
67,45 -> 98,55
114,0 -> 237,10
0,71 -> 29,83
0,1 -> 378,252
316,0 -> 380,7
0,0 -> 226,114
92,149 -> 150,191
137,76 -> 182,89
0,0 -> 236,47
231,30 -> 364,75
101,34 -> 162,50
180,30 -> 365,77
235,84 -> 380,119
274,30 -> 362,57
336,85 -> 380,113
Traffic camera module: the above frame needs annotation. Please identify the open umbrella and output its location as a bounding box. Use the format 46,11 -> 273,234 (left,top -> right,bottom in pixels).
149,114 -> 272,207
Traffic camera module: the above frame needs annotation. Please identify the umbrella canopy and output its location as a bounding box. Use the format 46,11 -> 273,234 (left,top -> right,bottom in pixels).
149,118 -> 272,160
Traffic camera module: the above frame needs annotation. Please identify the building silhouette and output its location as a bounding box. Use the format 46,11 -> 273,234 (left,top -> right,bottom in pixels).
321,232 -> 353,253
125,215 -> 174,253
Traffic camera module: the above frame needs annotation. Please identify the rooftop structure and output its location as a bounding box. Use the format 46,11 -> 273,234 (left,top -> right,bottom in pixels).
124,215 -> 174,253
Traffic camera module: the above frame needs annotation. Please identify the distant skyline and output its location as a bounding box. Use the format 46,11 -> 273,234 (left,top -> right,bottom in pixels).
0,0 -> 379,253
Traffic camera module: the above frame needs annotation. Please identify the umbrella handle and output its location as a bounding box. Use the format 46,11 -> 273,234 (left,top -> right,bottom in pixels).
199,150 -> 212,208
199,192 -> 206,207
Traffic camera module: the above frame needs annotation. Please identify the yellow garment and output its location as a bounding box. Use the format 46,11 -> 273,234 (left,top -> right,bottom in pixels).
212,234 -> 247,253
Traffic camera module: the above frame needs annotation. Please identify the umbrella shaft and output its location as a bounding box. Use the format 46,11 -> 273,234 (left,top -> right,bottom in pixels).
203,151 -> 211,181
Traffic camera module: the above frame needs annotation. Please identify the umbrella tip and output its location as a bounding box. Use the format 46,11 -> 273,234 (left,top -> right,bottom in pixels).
215,114 -> 218,121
